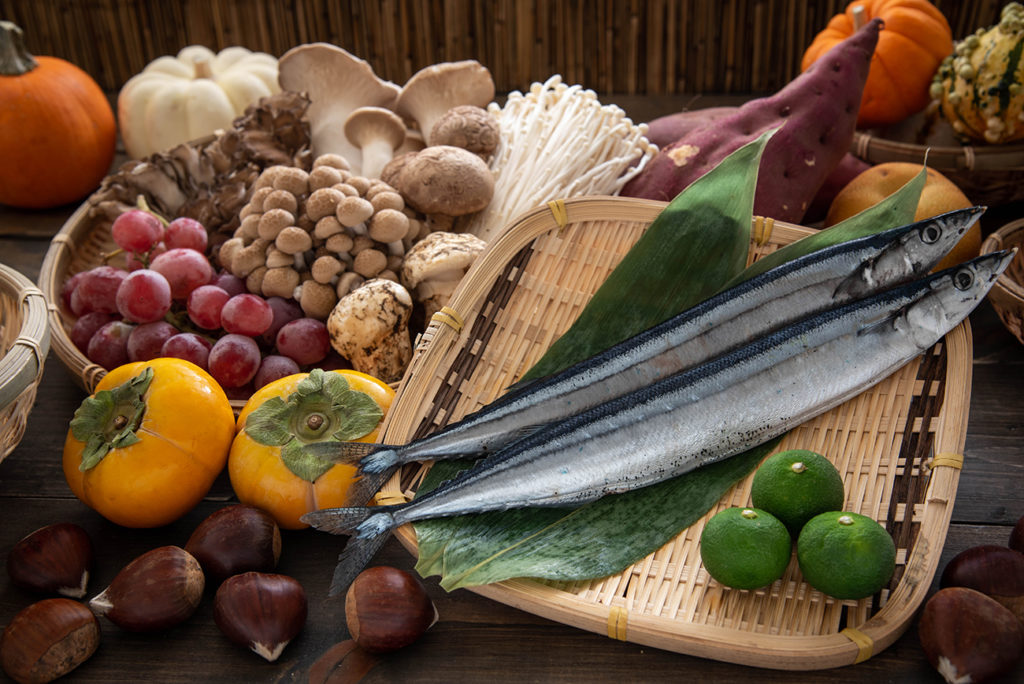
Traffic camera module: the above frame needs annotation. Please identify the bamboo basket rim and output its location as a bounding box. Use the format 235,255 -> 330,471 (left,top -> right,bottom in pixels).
375,195 -> 970,670
0,263 -> 51,460
981,218 -> 1024,301
852,130 -> 1024,172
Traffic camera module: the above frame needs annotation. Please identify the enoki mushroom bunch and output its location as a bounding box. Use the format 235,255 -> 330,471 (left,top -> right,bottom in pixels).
459,75 -> 657,242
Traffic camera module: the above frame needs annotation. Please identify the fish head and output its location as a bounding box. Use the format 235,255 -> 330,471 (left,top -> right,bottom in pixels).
899,248 -> 1015,347
837,207 -> 985,299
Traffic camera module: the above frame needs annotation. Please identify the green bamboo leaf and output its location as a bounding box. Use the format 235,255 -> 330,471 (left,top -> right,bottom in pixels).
414,131 -> 778,587
518,128 -> 779,383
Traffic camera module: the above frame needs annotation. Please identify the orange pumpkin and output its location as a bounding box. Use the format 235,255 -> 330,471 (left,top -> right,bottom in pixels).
800,0 -> 953,129
0,21 -> 116,209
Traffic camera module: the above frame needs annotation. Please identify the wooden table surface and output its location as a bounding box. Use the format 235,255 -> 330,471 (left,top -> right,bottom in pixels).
1,95 -> 1022,683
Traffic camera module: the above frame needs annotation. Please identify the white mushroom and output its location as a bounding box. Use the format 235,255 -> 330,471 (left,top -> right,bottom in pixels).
327,278 -> 413,383
400,231 -> 486,320
344,106 -> 407,179
277,43 -> 400,173
394,60 -> 495,145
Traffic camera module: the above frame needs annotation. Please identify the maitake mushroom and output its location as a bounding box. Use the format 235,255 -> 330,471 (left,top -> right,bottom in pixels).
218,153 -> 423,318
400,231 -> 487,320
327,278 -> 413,383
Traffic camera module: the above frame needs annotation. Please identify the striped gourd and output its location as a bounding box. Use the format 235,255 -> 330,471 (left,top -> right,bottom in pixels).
930,2 -> 1024,144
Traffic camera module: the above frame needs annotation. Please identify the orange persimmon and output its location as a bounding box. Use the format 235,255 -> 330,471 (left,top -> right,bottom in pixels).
228,369 -> 395,530
63,359 -> 235,528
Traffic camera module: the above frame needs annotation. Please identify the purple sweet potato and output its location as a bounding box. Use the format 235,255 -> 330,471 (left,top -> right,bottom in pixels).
624,18 -> 881,224
804,152 -> 872,224
645,106 -> 738,149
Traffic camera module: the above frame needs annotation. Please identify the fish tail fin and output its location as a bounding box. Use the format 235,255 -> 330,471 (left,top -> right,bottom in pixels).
345,465 -> 399,506
302,507 -> 402,598
303,440 -> 396,466
360,447 -> 400,474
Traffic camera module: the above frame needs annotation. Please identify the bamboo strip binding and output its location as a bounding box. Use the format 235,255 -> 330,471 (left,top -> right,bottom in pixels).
375,196 -> 971,670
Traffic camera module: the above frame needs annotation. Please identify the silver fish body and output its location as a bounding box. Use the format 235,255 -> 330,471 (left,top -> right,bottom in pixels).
355,208 -> 982,473
305,249 -> 1013,595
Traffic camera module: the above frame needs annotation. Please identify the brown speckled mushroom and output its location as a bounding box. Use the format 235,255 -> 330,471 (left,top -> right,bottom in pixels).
327,278 -> 413,382
344,106 -> 407,179
393,146 -> 494,231
430,105 -> 501,159
394,61 -> 495,145
400,231 -> 487,320
277,43 -> 400,173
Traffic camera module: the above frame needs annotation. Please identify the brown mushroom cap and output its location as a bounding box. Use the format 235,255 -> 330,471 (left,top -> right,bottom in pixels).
278,43 -> 400,170
394,60 -> 495,145
430,105 -> 501,158
395,146 -> 494,217
344,106 -> 407,179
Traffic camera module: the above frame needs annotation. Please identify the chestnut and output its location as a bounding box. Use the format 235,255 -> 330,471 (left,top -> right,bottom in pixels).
345,566 -> 437,654
919,587 -> 1023,684
89,545 -> 204,632
940,544 -> 1024,622
0,598 -> 100,684
185,504 -> 282,585
213,572 -> 307,661
6,523 -> 93,598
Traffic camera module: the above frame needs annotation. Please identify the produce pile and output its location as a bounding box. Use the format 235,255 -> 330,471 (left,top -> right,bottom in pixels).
2,1 -> 1024,681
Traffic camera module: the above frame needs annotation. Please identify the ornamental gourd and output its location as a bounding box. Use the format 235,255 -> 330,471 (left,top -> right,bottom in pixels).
117,45 -> 280,159
930,3 -> 1024,144
0,21 -> 116,209
801,0 -> 953,129
228,369 -> 395,530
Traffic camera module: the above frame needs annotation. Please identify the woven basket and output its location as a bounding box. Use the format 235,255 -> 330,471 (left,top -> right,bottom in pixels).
851,129 -> 1024,206
375,196 -> 971,670
980,219 -> 1024,345
0,264 -> 50,461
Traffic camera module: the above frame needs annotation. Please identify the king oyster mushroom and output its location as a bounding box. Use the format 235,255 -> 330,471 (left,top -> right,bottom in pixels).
394,60 -> 495,146
327,278 -> 413,383
344,106 -> 407,179
277,43 -> 399,174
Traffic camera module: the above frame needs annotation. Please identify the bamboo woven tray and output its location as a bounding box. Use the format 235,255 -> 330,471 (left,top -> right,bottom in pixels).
0,263 -> 50,461
376,196 -> 971,670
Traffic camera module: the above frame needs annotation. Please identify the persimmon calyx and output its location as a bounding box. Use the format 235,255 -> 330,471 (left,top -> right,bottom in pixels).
243,368 -> 383,482
70,366 -> 154,470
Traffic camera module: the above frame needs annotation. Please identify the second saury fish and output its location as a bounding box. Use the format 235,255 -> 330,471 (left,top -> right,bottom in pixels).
306,249 -> 1014,595
325,208 -> 982,483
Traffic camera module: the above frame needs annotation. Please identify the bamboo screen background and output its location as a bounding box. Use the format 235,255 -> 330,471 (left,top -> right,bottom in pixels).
1,0 -> 1002,96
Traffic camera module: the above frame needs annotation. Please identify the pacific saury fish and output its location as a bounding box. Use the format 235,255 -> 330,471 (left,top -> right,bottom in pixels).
324,208 -> 982,485
305,249 -> 1014,595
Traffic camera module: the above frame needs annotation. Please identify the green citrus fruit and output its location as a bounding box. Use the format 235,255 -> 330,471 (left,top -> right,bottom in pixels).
750,449 -> 845,536
699,507 -> 792,590
796,511 -> 896,600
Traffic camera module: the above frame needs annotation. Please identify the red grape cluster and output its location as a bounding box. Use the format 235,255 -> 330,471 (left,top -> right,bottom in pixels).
63,209 -> 337,393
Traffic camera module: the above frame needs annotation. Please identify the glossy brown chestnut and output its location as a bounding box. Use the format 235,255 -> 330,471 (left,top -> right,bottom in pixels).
89,545 -> 204,632
185,504 -> 282,585
345,566 -> 437,654
940,543 -> 1024,621
213,572 -> 307,662
0,598 -> 100,684
6,522 -> 93,598
919,587 -> 1023,684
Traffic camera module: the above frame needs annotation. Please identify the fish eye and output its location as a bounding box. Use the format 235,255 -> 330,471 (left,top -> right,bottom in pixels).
953,269 -> 974,291
921,224 -> 942,244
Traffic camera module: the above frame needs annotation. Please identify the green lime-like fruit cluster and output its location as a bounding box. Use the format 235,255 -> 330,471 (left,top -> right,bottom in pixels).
750,449 -> 845,536
699,507 -> 792,590
796,511 -> 896,600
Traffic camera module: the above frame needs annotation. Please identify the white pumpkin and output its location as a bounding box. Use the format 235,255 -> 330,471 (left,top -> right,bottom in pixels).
117,45 -> 280,159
